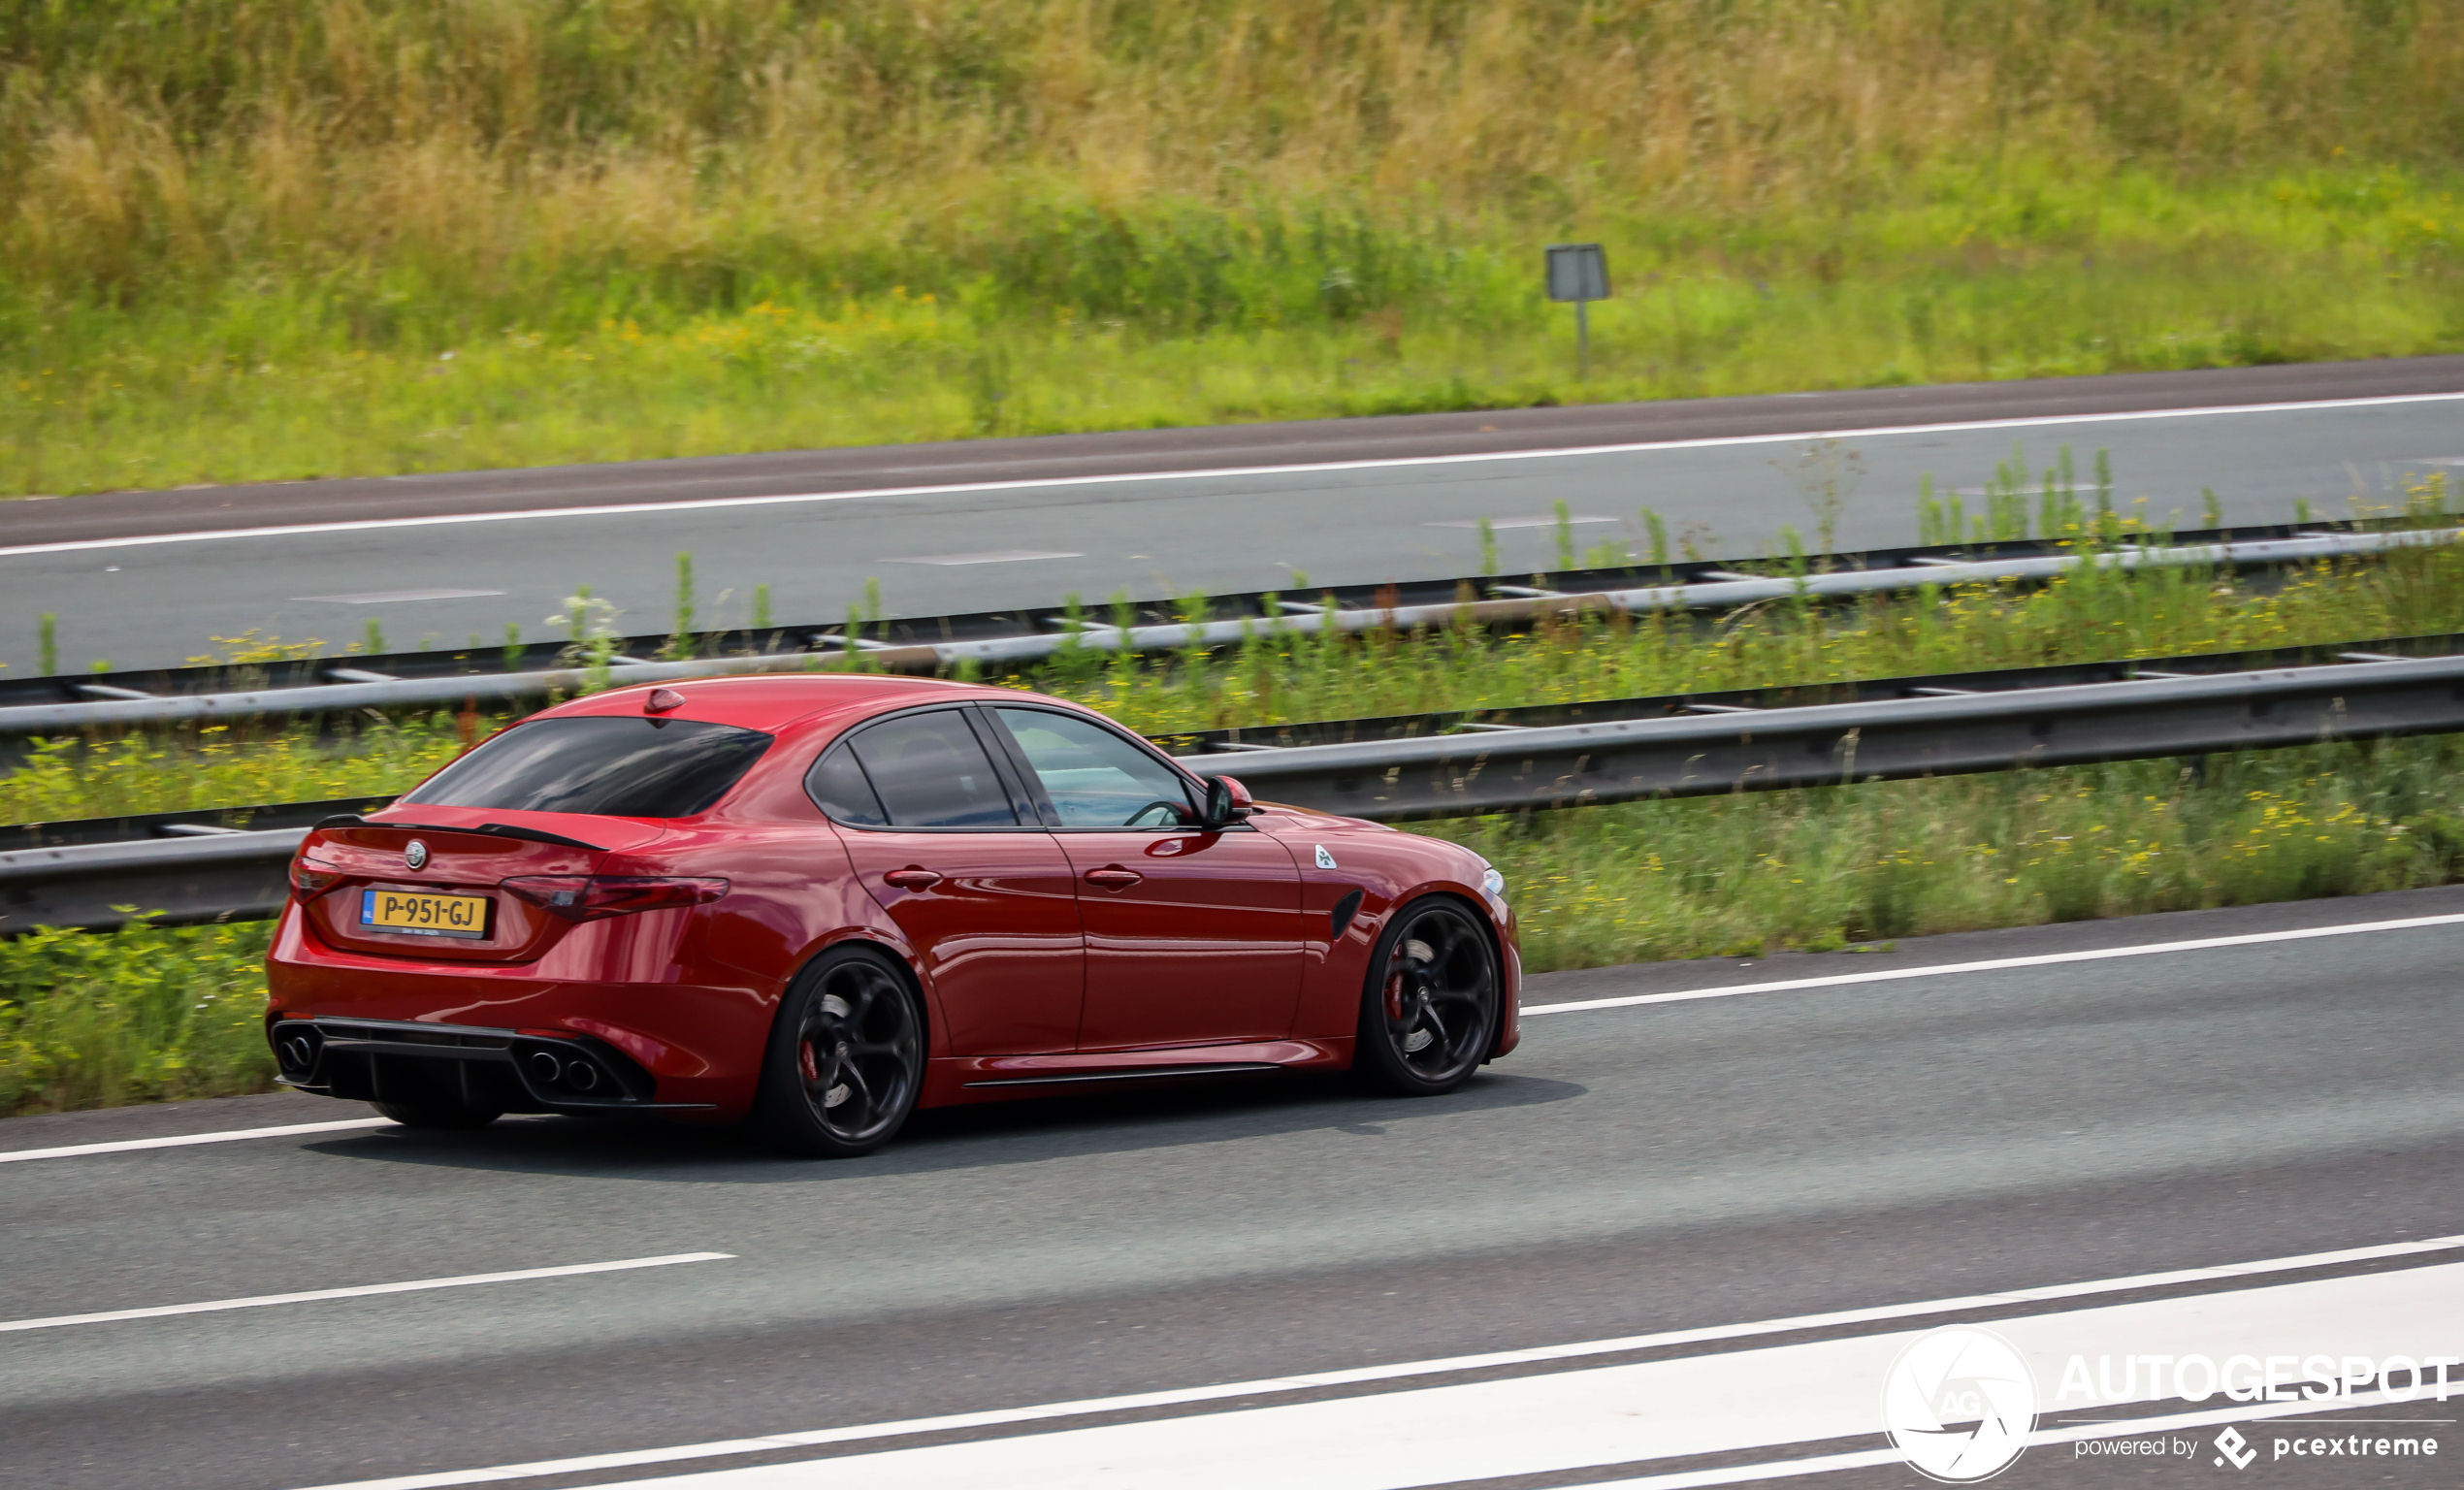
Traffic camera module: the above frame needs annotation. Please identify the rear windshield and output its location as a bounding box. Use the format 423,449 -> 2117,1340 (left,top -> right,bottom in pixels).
403,716 -> 773,819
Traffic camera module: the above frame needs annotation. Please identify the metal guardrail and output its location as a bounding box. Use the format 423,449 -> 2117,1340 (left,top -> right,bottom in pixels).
11,641 -> 2464,934
1179,652 -> 2464,815
19,627 -> 2463,854
0,827 -> 310,933
5,519 -> 2452,740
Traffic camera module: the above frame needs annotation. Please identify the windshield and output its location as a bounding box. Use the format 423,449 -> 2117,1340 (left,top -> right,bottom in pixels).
403,716 -> 773,819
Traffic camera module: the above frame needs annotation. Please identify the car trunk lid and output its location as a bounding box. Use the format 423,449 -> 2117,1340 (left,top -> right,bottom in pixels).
298,807 -> 668,962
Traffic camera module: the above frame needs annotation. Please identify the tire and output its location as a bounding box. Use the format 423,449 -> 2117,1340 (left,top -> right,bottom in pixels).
371,1100 -> 502,1129
1353,896 -> 1502,1096
751,945 -> 927,1157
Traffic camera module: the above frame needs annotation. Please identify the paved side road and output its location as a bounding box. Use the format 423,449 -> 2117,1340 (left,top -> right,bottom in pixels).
3,888 -> 2461,1490
5,357 -> 2461,673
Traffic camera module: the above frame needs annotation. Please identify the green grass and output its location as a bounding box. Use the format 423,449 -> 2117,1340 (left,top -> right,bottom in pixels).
0,718 -> 476,826
1435,739 -> 2464,970
0,918 -> 276,1116
12,172 -> 2464,496
7,1 -> 2464,493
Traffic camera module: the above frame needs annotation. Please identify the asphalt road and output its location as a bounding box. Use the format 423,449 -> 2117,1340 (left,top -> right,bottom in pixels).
5,887 -> 2461,1490
5,357 -> 2464,674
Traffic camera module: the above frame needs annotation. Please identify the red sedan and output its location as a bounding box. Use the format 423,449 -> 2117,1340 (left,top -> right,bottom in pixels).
265,675 -> 1520,1155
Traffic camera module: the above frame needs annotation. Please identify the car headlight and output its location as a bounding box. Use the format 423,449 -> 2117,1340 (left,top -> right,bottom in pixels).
1480,865 -> 1507,901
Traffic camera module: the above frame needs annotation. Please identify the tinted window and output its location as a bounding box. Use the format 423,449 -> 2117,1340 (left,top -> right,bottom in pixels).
804,743 -> 888,826
845,711 -> 1019,828
994,707 -> 1192,827
403,716 -> 773,818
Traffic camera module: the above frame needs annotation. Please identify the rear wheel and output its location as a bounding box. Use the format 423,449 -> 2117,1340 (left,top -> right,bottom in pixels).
1353,897 -> 1501,1096
371,1099 -> 501,1129
752,945 -> 926,1157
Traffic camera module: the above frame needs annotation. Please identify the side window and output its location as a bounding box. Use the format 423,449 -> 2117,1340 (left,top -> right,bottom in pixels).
843,711 -> 1019,828
993,707 -> 1193,828
804,742 -> 888,826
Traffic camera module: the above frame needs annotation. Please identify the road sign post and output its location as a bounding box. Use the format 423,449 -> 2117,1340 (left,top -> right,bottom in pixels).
1544,243 -> 1610,379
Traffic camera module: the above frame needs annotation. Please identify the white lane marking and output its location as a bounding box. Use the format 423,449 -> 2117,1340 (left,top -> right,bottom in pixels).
877,549 -> 1085,566
291,588 -> 507,603
0,1252 -> 732,1334
0,1117 -> 391,1164
9,390 -> 2461,559
1522,910 -> 2464,1017
285,1230 -> 2464,1490
367,1260 -> 2464,1489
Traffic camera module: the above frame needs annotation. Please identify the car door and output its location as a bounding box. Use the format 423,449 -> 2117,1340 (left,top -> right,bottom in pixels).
983,704 -> 1305,1051
807,707 -> 1085,1055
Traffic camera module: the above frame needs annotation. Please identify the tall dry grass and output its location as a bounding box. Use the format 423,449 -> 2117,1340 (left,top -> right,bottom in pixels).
4,2 -> 2463,492
10,1 -> 2461,303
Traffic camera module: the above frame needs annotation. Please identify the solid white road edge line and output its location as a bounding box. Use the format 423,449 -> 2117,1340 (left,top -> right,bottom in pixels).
7,389 -> 2461,559
0,1116 -> 391,1164
0,1253 -> 733,1334
285,1231 -> 2464,1490
1576,1388 -> 2431,1490
1521,910 -> 2464,1017
21,908 -> 2464,1169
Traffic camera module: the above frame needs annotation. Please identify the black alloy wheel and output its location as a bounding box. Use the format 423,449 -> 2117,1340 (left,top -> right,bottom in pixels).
755,946 -> 925,1156
1354,896 -> 1501,1095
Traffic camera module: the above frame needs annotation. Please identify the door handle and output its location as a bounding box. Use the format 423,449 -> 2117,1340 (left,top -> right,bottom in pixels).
1084,866 -> 1143,891
884,868 -> 943,891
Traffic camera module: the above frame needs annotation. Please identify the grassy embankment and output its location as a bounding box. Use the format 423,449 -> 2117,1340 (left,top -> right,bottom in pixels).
6,1 -> 2464,495
11,493 -> 2464,1114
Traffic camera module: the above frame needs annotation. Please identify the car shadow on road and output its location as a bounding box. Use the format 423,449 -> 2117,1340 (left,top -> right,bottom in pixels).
295,1070 -> 1586,1182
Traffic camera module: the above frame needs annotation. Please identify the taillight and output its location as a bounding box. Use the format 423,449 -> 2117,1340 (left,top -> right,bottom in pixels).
501,875 -> 729,922
290,858 -> 344,899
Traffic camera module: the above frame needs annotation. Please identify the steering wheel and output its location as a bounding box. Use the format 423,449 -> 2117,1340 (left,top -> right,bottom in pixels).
1123,800 -> 1190,827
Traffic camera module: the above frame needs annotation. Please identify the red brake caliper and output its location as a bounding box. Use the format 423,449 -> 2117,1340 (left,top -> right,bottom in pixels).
799,1042 -> 819,1083
1384,967 -> 1406,1020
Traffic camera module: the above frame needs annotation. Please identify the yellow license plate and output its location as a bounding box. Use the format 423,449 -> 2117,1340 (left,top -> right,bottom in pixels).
359,889 -> 492,939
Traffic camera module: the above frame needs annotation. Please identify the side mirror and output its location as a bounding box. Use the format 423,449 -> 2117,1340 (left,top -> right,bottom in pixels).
1203,774 -> 1257,827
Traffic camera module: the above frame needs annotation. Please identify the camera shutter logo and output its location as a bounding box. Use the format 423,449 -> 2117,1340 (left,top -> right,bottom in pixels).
1880,1325 -> 2037,1482
405,839 -> 429,871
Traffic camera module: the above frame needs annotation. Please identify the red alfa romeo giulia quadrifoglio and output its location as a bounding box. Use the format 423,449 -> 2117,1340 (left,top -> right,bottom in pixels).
265,674 -> 1520,1155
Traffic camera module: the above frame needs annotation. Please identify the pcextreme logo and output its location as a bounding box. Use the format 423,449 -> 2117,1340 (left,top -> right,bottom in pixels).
1882,1325 -> 2038,1482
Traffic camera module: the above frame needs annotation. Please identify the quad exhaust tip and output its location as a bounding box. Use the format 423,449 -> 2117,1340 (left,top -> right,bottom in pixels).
527,1047 -> 603,1093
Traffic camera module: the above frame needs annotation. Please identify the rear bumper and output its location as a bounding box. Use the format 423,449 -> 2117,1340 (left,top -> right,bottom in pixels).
270,1015 -> 718,1116
265,908 -> 772,1118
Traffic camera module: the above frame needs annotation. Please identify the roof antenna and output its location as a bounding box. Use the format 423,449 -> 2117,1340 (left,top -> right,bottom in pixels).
645,688 -> 686,714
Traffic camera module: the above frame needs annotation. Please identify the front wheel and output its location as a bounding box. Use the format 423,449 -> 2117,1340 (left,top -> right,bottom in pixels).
1353,897 -> 1501,1095
752,945 -> 926,1157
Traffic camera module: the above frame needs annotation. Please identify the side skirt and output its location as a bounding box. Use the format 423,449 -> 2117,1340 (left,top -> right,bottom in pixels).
921,1037 -> 1350,1108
